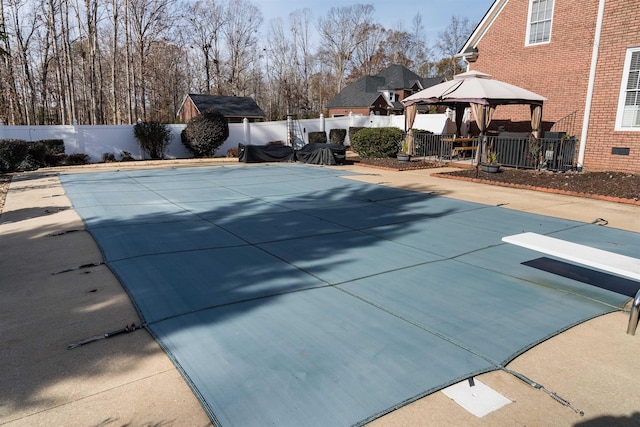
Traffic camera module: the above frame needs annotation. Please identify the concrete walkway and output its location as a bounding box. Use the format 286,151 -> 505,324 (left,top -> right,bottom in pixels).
1,160 -> 639,427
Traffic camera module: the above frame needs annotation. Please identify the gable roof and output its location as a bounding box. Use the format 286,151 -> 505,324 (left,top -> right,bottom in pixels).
459,0 -> 506,58
184,94 -> 265,118
374,64 -> 432,91
328,65 -> 444,109
327,76 -> 386,108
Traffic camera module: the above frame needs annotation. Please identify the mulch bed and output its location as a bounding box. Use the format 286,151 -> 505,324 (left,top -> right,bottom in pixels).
352,157 -> 640,204
352,157 -> 442,171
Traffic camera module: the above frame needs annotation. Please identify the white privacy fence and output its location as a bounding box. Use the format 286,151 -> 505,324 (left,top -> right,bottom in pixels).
0,113 -> 448,163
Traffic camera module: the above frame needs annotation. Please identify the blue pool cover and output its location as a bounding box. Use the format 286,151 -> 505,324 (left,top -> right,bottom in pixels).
60,164 -> 638,427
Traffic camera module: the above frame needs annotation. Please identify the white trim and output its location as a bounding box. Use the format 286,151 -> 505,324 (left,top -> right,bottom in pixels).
525,0 -> 555,47
614,46 -> 640,131
578,0 -> 606,169
458,0 -> 508,56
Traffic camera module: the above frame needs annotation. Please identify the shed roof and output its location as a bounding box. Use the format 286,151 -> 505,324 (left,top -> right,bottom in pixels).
184,94 -> 266,118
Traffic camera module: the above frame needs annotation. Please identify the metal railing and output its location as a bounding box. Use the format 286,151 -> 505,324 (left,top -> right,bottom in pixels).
410,133 -> 577,171
489,135 -> 577,172
413,133 -> 475,163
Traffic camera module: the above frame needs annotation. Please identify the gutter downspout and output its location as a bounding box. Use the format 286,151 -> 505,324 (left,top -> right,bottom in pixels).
578,0 -> 606,171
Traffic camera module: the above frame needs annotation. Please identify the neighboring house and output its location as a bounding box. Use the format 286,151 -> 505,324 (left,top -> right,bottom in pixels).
458,0 -> 640,173
327,65 -> 444,117
178,94 -> 266,123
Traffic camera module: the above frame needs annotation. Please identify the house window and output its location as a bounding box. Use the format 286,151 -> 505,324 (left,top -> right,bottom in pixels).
616,48 -> 640,130
526,0 -> 554,45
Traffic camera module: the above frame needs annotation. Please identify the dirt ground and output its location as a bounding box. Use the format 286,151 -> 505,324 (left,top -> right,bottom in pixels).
355,158 -> 640,202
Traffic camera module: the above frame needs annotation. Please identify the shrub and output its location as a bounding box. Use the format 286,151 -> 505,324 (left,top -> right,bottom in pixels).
412,128 -> 433,136
350,127 -> 404,158
226,147 -> 238,158
38,139 -> 65,155
102,152 -> 117,163
348,127 -> 365,144
181,110 -> 229,157
0,139 -> 29,172
120,151 -> 135,161
308,131 -> 327,144
66,153 -> 90,165
133,121 -> 171,159
24,142 -> 47,169
329,129 -> 346,145
36,139 -> 66,166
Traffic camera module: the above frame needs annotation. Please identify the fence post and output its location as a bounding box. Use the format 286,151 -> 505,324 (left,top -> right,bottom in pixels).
70,118 -> 83,154
243,118 -> 251,145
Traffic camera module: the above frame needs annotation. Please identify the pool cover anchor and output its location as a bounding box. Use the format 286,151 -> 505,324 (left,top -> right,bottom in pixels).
505,369 -> 584,416
67,323 -> 144,350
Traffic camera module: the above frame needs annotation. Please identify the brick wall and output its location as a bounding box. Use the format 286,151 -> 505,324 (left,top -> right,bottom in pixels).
178,98 -> 199,123
328,107 -> 371,117
584,1 -> 640,172
471,0 -> 639,173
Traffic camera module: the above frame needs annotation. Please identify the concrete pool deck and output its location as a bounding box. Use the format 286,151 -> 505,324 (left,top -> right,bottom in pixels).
1,160 -> 639,427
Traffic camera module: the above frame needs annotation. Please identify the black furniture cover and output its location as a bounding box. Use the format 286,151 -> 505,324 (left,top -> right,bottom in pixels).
295,143 -> 346,165
238,143 -> 294,163
238,143 -> 346,165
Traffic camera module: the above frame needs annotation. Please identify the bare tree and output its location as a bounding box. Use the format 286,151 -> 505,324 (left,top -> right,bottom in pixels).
318,4 -> 374,92
265,18 -> 290,119
350,22 -> 385,79
187,0 -> 225,94
72,0 -> 103,123
380,29 -> 413,68
127,0 -> 172,120
0,25 -> 8,56
108,0 -> 121,123
409,13 -> 431,75
0,0 -> 20,124
222,0 -> 262,96
289,8 -> 315,117
434,15 -> 475,79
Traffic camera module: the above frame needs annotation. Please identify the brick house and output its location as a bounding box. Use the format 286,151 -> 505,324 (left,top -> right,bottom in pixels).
458,0 -> 639,173
178,94 -> 265,123
327,65 -> 444,117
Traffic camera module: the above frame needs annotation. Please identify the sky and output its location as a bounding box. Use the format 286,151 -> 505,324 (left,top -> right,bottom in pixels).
257,0 -> 496,47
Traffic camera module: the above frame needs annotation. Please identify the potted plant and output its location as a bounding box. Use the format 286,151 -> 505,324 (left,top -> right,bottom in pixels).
397,139 -> 411,162
481,150 -> 500,173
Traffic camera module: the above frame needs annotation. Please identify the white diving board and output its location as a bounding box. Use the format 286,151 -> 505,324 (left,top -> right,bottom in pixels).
502,232 -> 640,335
502,232 -> 640,281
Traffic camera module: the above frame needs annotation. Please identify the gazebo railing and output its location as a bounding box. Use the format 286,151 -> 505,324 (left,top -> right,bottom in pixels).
411,133 -> 577,171
488,135 -> 577,172
413,133 -> 462,163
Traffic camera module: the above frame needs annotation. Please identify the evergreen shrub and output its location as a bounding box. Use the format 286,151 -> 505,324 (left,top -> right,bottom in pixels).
133,121 -> 171,159
181,110 -> 229,157
348,127 -> 365,144
0,139 -> 29,172
350,127 -> 404,158
24,142 -> 47,169
66,153 -> 90,165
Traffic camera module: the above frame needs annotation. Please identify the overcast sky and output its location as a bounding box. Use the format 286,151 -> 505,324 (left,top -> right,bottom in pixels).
258,0 -> 495,46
